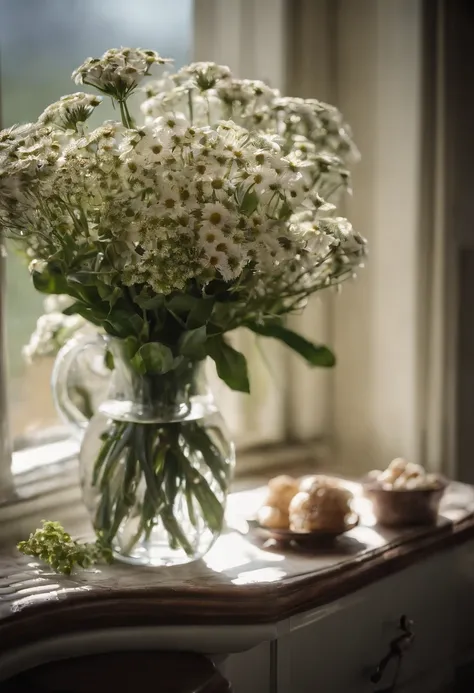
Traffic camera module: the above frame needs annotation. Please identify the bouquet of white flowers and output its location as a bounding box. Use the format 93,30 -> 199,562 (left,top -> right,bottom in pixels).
4,48 -> 366,569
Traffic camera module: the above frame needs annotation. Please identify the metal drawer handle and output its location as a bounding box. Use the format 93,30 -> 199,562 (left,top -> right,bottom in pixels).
370,615 -> 415,692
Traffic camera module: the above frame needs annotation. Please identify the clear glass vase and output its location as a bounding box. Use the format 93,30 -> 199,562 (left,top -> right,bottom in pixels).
52,335 -> 235,566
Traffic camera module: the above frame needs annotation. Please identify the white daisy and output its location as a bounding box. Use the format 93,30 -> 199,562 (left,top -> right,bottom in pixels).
153,113 -> 189,138
198,224 -> 228,248
201,202 -> 232,227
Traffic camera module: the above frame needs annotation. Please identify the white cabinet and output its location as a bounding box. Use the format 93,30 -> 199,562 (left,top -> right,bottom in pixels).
226,551 -> 456,693
289,551 -> 454,693
222,642 -> 273,693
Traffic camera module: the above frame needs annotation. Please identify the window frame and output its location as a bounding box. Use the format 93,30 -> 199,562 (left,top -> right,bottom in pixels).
330,0 -> 447,476
0,67 -> 13,500
0,256 -> 13,501
0,0 -> 450,528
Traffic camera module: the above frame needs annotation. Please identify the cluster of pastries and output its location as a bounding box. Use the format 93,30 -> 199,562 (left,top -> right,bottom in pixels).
258,474 -> 356,533
368,458 -> 442,490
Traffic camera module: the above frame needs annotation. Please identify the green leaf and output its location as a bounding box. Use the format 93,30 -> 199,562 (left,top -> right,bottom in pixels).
134,292 -> 165,311
203,278 -> 235,298
131,342 -> 175,375
104,349 -> 115,371
32,263 -> 69,295
206,335 -> 250,393
62,301 -> 106,327
187,297 -> 216,329
239,188 -> 259,215
246,322 -> 336,367
179,326 -> 207,359
278,199 -> 293,220
209,302 -> 236,331
122,335 -> 140,361
97,284 -> 122,308
65,273 -> 116,309
166,294 -> 199,316
104,309 -> 144,339
67,271 -> 102,287
62,302 -> 81,316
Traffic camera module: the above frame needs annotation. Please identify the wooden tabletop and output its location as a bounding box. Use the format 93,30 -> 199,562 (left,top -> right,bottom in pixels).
0,482 -> 473,655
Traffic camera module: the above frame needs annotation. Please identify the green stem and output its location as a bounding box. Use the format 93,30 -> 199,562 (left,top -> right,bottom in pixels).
135,425 -> 162,509
124,100 -> 135,128
118,99 -> 133,128
188,88 -> 194,125
91,418 -> 229,557
92,421 -> 128,486
123,516 -> 146,555
161,510 -> 194,556
181,423 -> 230,491
109,441 -> 139,539
185,484 -> 198,528
98,423 -> 134,489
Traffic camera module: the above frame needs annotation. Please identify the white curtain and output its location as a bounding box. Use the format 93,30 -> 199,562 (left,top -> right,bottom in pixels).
196,0 -> 330,449
196,0 -> 446,475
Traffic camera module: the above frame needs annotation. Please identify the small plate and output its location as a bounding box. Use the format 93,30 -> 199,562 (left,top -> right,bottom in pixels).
249,513 -> 359,547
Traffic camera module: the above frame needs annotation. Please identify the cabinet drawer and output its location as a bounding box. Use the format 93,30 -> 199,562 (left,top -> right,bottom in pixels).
289,551 -> 455,693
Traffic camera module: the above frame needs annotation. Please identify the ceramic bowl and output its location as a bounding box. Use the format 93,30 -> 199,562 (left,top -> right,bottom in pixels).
363,480 -> 447,527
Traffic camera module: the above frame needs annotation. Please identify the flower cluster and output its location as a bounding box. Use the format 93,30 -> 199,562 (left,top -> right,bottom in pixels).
72,47 -> 172,98
38,93 -> 103,130
2,113 -> 359,297
143,68 -> 278,136
141,62 -> 358,210
271,96 -> 359,164
142,63 -> 358,163
22,295 -> 86,363
1,47 -> 366,392
116,118 -> 316,292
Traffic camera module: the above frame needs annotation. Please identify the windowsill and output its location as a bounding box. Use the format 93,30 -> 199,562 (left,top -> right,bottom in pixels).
12,437 -> 79,476
0,438 -> 82,541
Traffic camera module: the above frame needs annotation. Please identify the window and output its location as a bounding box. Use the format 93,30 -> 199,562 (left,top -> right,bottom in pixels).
0,0 -> 324,468
1,0 -> 193,445
0,0 -> 449,512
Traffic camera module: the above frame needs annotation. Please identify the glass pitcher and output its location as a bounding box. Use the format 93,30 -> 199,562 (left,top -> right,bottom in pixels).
52,334 -> 235,566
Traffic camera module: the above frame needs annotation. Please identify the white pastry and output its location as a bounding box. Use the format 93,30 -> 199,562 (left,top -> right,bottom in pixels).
289,481 -> 354,533
264,475 -> 299,513
258,505 -> 289,530
369,458 -> 443,491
